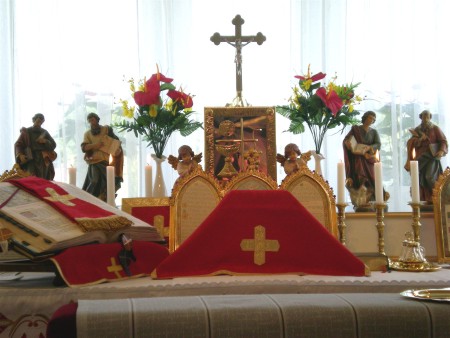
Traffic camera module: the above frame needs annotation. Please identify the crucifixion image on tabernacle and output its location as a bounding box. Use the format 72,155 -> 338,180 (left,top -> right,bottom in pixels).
210,14 -> 266,107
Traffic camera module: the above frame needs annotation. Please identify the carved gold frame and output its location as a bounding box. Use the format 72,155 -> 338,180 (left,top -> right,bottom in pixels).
280,166 -> 338,238
0,164 -> 31,182
204,106 -> 277,181
432,167 -> 450,263
224,170 -> 278,192
121,197 -> 170,240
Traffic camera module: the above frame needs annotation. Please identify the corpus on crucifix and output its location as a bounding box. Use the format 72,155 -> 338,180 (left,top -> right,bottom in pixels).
210,14 -> 266,107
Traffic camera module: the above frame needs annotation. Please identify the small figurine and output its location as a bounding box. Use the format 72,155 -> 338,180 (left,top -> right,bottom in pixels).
168,145 -> 202,178
276,143 -> 311,176
118,234 -> 136,276
14,113 -> 57,180
398,231 -> 426,263
0,228 -> 13,254
243,148 -> 261,171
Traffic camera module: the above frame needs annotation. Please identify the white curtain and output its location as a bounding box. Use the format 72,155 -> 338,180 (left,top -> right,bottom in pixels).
1,0 -> 449,211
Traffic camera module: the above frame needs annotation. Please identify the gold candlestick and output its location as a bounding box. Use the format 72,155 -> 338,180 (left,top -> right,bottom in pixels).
336,203 -> 348,246
409,202 -> 422,243
390,202 -> 440,272
353,202 -> 390,272
375,203 -> 387,256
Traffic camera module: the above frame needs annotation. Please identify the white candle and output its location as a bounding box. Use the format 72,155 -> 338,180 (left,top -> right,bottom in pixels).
374,161 -> 383,204
107,159 -> 115,206
410,160 -> 420,203
337,161 -> 345,204
145,165 -> 153,197
68,166 -> 77,186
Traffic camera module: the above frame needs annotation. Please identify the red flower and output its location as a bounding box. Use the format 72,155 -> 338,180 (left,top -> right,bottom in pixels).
316,87 -> 343,116
295,72 -> 326,82
295,64 -> 326,83
133,72 -> 173,107
134,89 -> 159,107
167,90 -> 193,108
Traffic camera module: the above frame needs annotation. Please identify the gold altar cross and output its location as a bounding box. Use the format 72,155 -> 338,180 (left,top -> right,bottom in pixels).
44,188 -> 76,206
107,257 -> 123,278
210,14 -> 266,107
240,225 -> 280,265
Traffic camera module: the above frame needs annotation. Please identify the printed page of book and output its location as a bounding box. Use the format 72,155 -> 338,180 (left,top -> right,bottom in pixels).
0,181 -> 162,252
0,217 -> 51,252
0,183 -> 86,244
349,136 -> 370,155
58,182 -> 163,242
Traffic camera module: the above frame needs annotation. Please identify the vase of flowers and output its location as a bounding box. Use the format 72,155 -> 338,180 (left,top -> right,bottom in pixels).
276,65 -> 362,174
115,68 -> 202,197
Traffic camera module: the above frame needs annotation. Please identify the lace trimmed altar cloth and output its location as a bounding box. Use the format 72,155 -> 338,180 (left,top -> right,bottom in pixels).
2,269 -> 450,338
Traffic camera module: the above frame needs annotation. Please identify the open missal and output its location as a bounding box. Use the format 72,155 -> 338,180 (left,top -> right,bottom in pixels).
0,182 -> 163,259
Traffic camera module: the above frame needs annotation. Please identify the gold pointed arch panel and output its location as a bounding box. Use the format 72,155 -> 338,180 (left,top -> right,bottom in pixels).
169,169 -> 223,252
223,170 -> 278,192
432,167 -> 450,263
279,167 -> 338,238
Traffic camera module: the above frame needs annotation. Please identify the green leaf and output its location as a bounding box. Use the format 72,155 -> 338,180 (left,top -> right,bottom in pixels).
288,120 -> 306,134
160,83 -> 176,91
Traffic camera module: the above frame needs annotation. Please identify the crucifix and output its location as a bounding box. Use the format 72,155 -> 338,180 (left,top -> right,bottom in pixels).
210,15 -> 266,107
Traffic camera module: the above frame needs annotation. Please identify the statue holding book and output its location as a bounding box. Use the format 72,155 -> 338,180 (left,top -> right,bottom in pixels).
405,110 -> 448,204
14,113 -> 57,180
343,111 -> 386,210
81,113 -> 124,202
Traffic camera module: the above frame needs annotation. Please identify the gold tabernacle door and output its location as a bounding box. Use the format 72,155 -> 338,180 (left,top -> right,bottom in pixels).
204,106 -> 277,182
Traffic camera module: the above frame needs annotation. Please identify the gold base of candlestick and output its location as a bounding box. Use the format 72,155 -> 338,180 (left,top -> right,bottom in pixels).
355,253 -> 391,271
390,201 -> 441,272
390,260 -> 441,272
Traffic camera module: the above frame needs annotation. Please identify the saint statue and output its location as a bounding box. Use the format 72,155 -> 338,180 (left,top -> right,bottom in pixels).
343,111 -> 388,210
405,110 -> 448,204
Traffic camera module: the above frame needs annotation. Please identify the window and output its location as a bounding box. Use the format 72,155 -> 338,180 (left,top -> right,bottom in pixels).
1,0 -> 449,211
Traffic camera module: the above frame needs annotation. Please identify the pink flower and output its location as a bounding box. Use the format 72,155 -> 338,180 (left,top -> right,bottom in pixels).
316,87 -> 343,116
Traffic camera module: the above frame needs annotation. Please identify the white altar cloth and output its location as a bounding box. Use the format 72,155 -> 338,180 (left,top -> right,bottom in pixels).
2,268 -> 450,337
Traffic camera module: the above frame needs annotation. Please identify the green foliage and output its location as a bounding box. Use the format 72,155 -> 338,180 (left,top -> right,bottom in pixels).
114,72 -> 203,158
114,105 -> 202,158
276,73 -> 361,153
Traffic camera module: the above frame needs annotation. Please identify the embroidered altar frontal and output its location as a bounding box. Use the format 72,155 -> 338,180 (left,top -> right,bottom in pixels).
153,190 -> 368,279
